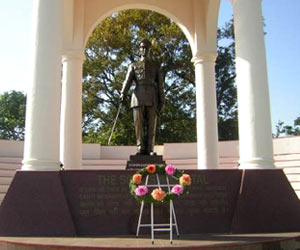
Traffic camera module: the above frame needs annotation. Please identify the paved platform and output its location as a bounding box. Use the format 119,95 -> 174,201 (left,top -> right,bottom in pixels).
1,233 -> 300,250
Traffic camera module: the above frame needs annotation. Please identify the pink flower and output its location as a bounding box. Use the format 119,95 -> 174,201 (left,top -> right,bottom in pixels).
165,164 -> 176,176
171,185 -> 184,195
135,185 -> 148,196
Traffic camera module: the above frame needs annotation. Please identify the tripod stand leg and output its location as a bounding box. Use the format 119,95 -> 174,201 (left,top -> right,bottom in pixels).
170,200 -> 173,244
171,201 -> 180,237
151,202 -> 154,244
136,201 -> 144,237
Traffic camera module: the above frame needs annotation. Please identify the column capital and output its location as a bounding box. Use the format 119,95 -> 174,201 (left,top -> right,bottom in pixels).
62,50 -> 85,62
191,52 -> 217,66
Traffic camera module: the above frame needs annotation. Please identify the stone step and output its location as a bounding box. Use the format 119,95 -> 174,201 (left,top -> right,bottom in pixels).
218,164 -> 238,169
295,191 -> 300,199
283,168 -> 300,174
165,159 -> 197,164
0,177 -> 13,185
0,169 -> 16,177
290,182 -> 300,190
219,157 -> 239,163
82,159 -> 126,165
83,165 -> 126,170
0,185 -> 9,193
0,193 -> 6,203
0,163 -> 21,170
0,157 -> 22,164
274,154 -> 300,161
275,161 -> 300,168
169,164 -> 197,170
286,174 -> 300,182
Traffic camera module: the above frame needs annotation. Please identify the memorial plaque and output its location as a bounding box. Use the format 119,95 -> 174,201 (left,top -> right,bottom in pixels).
60,170 -> 242,235
60,170 -> 139,236
175,170 -> 242,233
1,169 -> 300,236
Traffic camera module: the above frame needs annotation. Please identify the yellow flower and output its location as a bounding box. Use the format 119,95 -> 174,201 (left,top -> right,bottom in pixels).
179,174 -> 191,186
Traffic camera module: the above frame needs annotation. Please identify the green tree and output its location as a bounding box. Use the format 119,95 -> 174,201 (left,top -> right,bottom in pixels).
0,91 -> 26,140
274,118 -> 300,137
216,19 -> 238,140
82,10 -> 237,144
82,10 -> 196,145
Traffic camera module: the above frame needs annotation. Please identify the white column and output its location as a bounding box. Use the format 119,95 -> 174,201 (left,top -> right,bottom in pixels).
22,0 -> 63,171
192,53 -> 219,169
233,0 -> 274,169
60,51 -> 85,169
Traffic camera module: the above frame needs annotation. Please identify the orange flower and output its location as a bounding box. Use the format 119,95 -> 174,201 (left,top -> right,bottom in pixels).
146,164 -> 156,174
179,174 -> 191,186
132,174 -> 142,184
151,188 -> 166,201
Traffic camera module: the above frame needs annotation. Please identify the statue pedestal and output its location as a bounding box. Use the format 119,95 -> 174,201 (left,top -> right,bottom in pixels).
126,155 -> 166,169
1,169 -> 300,236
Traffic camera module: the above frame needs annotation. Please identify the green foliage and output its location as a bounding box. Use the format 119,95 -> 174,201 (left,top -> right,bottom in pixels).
82,9 -> 195,145
83,10 -> 238,144
274,118 -> 300,137
0,91 -> 26,140
216,19 -> 238,140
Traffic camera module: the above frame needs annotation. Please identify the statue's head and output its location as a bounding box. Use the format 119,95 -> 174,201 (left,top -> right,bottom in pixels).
139,39 -> 152,58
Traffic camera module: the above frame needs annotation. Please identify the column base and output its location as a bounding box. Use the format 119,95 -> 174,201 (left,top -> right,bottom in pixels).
22,159 -> 61,171
238,158 -> 275,169
197,161 -> 218,169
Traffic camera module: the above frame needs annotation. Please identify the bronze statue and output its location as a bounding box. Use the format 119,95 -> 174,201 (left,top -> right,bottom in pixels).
120,39 -> 164,155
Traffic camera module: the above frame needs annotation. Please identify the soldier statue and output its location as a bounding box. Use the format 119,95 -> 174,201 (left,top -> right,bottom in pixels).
120,39 -> 164,155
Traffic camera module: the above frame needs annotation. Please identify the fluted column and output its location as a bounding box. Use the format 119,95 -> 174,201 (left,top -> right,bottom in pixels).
22,0 -> 63,171
60,51 -> 85,169
233,0 -> 274,169
192,53 -> 219,169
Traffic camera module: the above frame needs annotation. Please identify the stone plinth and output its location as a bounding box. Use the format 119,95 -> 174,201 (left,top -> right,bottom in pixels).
0,169 -> 300,236
126,155 -> 166,169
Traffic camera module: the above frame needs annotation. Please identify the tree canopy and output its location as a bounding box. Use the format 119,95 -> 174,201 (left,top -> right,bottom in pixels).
82,10 -> 237,145
0,91 -> 26,140
216,20 -> 238,140
274,118 -> 300,137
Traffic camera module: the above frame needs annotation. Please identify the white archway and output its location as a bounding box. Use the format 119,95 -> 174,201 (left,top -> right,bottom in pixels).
83,4 -> 196,55
59,0 -> 220,170
22,0 -> 274,171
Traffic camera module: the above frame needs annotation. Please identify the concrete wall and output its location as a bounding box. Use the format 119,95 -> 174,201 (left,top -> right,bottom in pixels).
1,137 -> 300,203
0,140 -> 24,158
1,136 -> 300,160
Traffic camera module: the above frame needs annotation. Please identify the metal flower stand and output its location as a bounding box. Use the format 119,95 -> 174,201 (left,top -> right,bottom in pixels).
136,174 -> 180,244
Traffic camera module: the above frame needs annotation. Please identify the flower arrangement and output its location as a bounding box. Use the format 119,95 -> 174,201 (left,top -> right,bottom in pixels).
129,164 -> 191,203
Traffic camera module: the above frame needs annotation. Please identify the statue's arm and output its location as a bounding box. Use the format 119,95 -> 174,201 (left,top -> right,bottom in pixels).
120,64 -> 135,101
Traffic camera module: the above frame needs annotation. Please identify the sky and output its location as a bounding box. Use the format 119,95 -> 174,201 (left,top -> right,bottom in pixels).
0,0 -> 299,133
